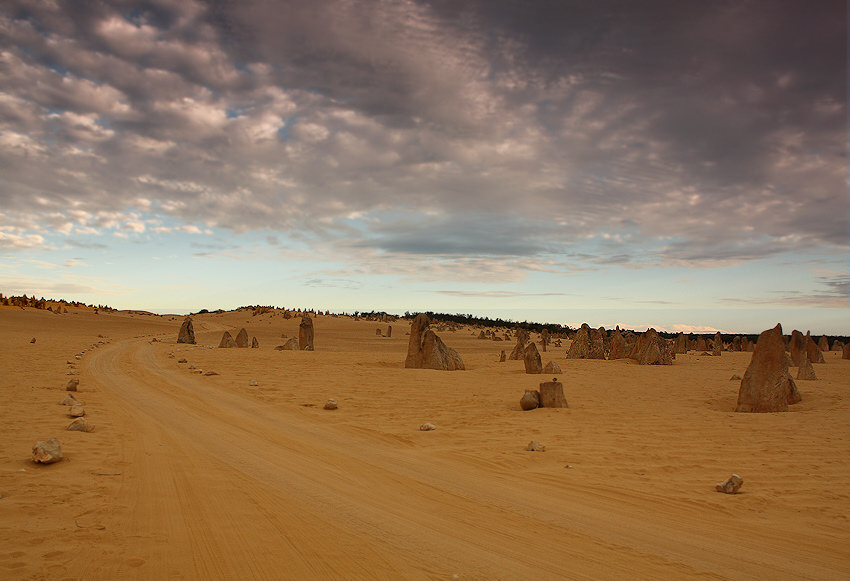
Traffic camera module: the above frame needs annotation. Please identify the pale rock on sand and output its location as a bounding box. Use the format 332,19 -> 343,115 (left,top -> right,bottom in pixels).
69,405 -> 85,417
404,314 -> 465,371
218,331 -> 237,348
797,359 -> 817,380
542,361 -> 562,374
299,315 -> 314,351
177,317 -> 195,344
520,390 -> 540,411
60,393 -> 79,406
32,437 -> 63,464
716,474 -> 743,494
249,380 -> 258,386
538,379 -> 568,408
235,328 -> 250,348
68,417 -> 94,432
66,378 -> 79,391
523,342 -> 543,374
323,399 -> 338,410
628,329 -> 674,365
419,423 -> 436,431
735,323 -> 802,413
526,440 -> 546,452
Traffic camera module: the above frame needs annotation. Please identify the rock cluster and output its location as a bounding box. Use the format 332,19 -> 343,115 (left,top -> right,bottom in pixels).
404,314 -> 465,371
566,324 -> 605,359
628,329 -> 674,365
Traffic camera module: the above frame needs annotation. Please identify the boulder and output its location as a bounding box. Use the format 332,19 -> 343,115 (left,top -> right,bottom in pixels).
235,328 -> 249,348
65,378 -> 79,392
30,337 -> 36,344
628,329 -> 674,365
177,316 -> 195,344
218,331 -> 237,348
419,423 -> 436,431
797,359 -> 817,380
805,332 -> 825,364
323,399 -> 338,410
67,418 -> 94,432
730,374 -> 742,381
526,440 -> 546,452
299,315 -> 314,351
566,324 -> 604,359
538,379 -> 568,408
404,314 -> 464,371
69,405 -> 85,417
178,358 -> 188,363
735,324 -> 802,413
60,393 -> 79,406
251,337 -> 259,348
32,437 -> 63,464
788,330 -> 806,366
542,361 -> 563,374
523,342 -> 543,374
277,337 -> 300,350
520,390 -> 540,411
715,474 -> 743,494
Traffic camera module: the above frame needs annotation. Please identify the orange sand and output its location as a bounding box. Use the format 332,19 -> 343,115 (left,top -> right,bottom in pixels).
1,307 -> 848,580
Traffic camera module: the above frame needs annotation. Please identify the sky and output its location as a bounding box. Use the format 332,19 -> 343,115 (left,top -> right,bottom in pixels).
0,0 -> 847,334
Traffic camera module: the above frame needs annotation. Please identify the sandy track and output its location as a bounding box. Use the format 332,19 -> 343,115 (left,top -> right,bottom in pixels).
61,337 -> 843,580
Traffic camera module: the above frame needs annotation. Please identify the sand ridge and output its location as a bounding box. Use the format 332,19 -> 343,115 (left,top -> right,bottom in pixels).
1,307 -> 848,579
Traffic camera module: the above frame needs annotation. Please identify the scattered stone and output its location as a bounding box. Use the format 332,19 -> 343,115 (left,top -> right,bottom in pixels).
251,336 -> 259,348
67,418 -> 94,432
65,378 -> 79,392
299,315 -> 314,351
499,350 -> 506,363
69,405 -> 85,417
715,474 -> 743,494
730,374 -> 742,381
526,440 -> 546,452
203,371 -> 219,376
404,314 -> 465,371
542,361 -> 562,374
323,399 -> 338,410
235,328 -> 250,348
30,338 -> 36,344
60,393 -> 79,406
735,323 -> 801,413
538,379 -> 568,408
249,380 -> 258,386
32,437 -> 63,464
797,359 -> 817,380
419,423 -> 436,431
520,390 -> 540,411
177,316 -> 195,344
523,342 -> 543,374
218,331 -> 237,348
178,358 -> 188,363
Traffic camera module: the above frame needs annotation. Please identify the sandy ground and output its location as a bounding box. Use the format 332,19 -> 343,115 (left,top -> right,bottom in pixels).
1,307 -> 848,580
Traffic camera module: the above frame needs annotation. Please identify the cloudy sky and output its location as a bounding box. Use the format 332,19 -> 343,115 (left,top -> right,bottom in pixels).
0,0 -> 846,333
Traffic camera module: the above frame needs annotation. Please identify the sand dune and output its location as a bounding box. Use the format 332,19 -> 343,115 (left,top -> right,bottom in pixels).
1,307 -> 848,579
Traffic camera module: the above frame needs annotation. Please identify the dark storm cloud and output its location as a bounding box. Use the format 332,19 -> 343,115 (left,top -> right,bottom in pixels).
0,0 -> 844,273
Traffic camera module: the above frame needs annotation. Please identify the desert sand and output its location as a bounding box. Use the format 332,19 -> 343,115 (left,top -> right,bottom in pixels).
1,306 -> 848,580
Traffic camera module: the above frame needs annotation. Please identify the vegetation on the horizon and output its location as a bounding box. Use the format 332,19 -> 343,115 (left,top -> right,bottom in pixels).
0,292 -> 113,311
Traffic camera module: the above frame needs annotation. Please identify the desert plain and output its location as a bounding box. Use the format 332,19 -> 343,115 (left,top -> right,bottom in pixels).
1,305 -> 848,580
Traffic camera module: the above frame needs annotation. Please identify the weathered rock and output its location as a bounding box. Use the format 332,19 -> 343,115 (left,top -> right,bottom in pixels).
218,331 -> 237,348
788,330 -> 806,367
249,380 -> 259,386
419,423 -> 436,431
520,390 -> 540,411
538,379 -> 568,408
478,330 -> 486,339
178,358 -> 188,363
844,343 -> 850,359
386,325 -> 392,338
32,437 -> 63,464
377,328 -> 384,336
276,337 -> 300,350
609,327 -> 626,360
674,333 -> 688,354
508,329 -> 530,360
60,394 -> 79,406
177,316 -> 195,344
523,342 -> 543,374
30,337 -> 36,344
67,418 -> 94,432
715,474 -> 743,494
628,329 -> 674,365
542,361 -> 562,374
235,328 -> 249,348
731,336 -> 742,352
203,371 -> 219,376
712,332 -> 723,357
730,374 -> 742,381
499,350 -> 506,363
818,335 -> 830,352
694,336 -> 708,351
831,340 -> 844,352
251,337 -> 259,348
736,323 -> 802,413
323,399 -> 338,410
404,314 -> 464,371
566,324 -> 605,359
69,405 -> 85,417
805,332 -> 825,364
797,359 -> 817,380
299,315 -> 314,351
65,378 -> 79,392
526,440 -> 545,452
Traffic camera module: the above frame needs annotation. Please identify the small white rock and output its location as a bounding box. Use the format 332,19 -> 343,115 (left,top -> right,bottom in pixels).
419,423 -> 436,431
